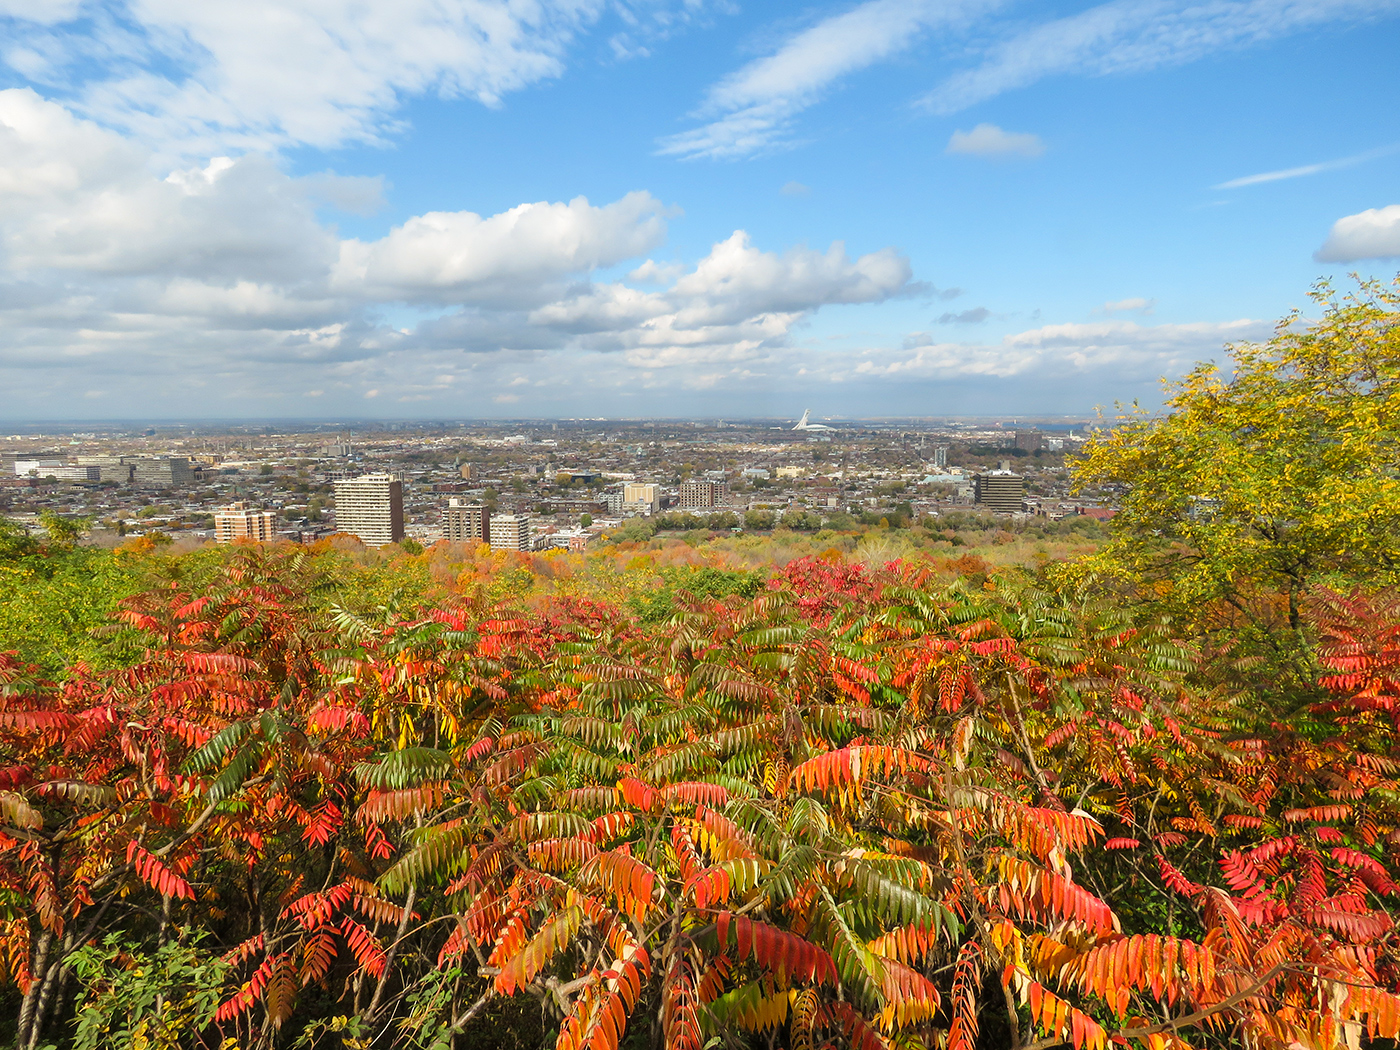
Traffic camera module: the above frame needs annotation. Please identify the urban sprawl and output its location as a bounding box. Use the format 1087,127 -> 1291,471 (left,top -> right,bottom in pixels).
0,417 -> 1120,550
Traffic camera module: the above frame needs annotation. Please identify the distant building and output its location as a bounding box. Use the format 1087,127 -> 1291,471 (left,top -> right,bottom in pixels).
623,482 -> 660,515
444,499 -> 490,544
489,514 -> 531,551
320,443 -> 353,457
75,456 -> 191,487
1014,430 -> 1043,452
334,473 -> 405,546
555,470 -> 601,484
459,463 -> 473,480
13,459 -> 64,476
974,470 -> 1025,513
130,457 -> 193,488
1078,506 -> 1117,521
775,466 -> 806,479
215,502 -> 278,543
678,480 -> 726,510
933,445 -> 949,468
14,460 -> 98,481
75,456 -> 129,482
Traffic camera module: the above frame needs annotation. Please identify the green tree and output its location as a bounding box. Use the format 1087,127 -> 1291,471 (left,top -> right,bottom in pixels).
1072,276 -> 1400,696
0,516 -> 40,562
579,513 -> 592,527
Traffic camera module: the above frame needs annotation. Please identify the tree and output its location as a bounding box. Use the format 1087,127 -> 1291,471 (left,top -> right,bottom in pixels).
1074,276 -> 1400,637
580,514 -> 593,528
0,517 -> 40,562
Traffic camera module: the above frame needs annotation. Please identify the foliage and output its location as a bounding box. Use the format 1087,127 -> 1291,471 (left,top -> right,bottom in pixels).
0,517 -> 41,564
67,931 -> 229,1050
1074,276 -> 1400,630
0,539 -> 1395,1049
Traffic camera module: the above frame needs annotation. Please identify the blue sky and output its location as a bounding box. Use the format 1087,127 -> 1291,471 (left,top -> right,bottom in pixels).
0,0 -> 1397,420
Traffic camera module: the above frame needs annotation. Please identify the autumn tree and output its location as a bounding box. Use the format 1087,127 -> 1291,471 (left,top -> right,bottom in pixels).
1073,276 -> 1400,652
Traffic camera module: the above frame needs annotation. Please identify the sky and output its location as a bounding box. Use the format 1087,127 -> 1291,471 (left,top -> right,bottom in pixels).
1,0 -> 1398,421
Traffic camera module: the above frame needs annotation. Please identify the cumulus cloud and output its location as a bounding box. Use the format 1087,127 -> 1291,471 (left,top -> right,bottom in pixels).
333,192 -> 672,306
1314,204 -> 1400,262
0,91 -> 924,414
0,0 -> 711,158
945,123 -> 1043,158
780,181 -> 811,196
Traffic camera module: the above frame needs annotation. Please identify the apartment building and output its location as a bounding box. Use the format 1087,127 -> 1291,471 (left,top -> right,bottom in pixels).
334,472 -> 405,546
443,499 -> 490,543
489,514 -> 531,551
214,502 -> 278,543
678,480 -> 726,510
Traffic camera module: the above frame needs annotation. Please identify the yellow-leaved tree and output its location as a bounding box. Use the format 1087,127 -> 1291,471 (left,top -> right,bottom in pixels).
1072,276 -> 1399,671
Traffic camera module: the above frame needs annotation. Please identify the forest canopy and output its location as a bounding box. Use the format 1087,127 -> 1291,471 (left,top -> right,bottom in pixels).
1,277 -> 1398,1050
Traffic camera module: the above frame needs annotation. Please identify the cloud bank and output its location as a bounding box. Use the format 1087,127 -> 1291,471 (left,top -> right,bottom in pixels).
0,88 -> 937,414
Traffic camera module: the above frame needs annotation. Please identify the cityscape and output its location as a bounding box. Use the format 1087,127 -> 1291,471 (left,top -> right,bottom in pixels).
1,415 -> 1120,553
0,0 -> 1394,1044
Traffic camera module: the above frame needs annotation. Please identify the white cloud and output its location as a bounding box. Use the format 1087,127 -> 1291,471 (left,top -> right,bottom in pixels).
0,92 -> 926,415
1100,297 -> 1155,314
1314,204 -> 1400,262
921,0 -> 1400,114
333,192 -> 673,305
658,0 -> 999,160
780,180 -> 811,196
0,0 -> 712,157
0,89 -> 338,282
1215,143 -> 1400,189
945,123 -> 1043,158
840,318 -> 1266,383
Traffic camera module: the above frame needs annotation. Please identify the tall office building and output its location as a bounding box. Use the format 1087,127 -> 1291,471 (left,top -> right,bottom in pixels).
214,502 -> 278,543
489,514 -> 531,551
334,473 -> 404,546
933,446 -> 949,468
973,470 -> 1025,514
678,480 -> 725,510
444,499 -> 490,543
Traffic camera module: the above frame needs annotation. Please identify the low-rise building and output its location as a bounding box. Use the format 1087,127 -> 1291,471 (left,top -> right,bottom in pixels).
214,502 -> 278,543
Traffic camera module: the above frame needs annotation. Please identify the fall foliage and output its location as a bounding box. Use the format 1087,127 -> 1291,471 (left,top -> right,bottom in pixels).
0,281 -> 1397,1049
0,541 -> 1396,1049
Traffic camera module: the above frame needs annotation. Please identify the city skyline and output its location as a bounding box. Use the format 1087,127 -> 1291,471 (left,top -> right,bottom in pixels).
0,0 -> 1397,420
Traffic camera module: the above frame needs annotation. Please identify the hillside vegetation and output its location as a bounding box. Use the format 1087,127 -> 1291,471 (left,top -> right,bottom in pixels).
0,277 -> 1397,1050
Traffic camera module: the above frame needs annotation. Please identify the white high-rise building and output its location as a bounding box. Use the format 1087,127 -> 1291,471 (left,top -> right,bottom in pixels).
334,473 -> 404,546
489,514 -> 531,551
